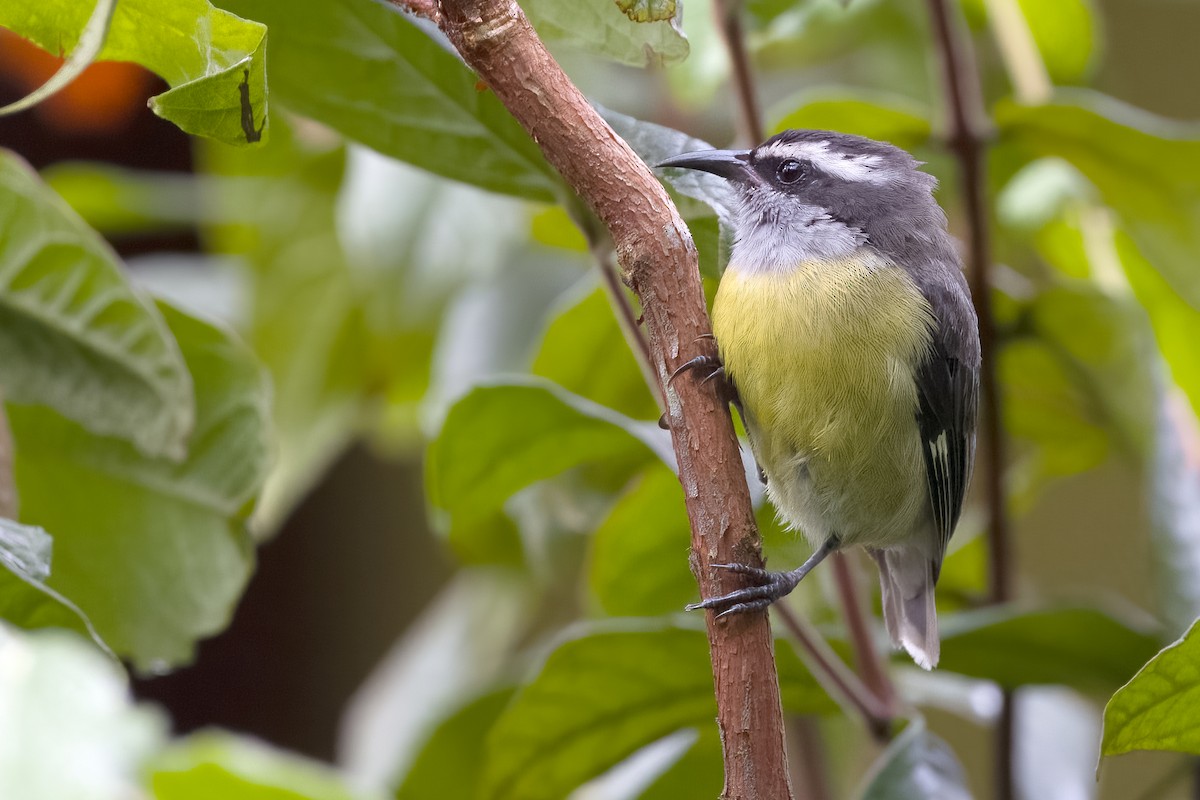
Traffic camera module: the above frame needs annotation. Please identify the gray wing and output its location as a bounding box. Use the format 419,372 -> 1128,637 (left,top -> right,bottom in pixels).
914,284 -> 980,582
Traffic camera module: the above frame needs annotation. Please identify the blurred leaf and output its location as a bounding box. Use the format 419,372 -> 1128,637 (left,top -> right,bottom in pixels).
530,206 -> 588,252
770,89 -> 932,150
524,0 -> 688,67
0,624 -> 166,800
0,0 -> 114,116
197,126 -> 373,536
0,519 -> 104,649
481,621 -> 835,800
858,716 -> 970,800
1117,230 -> 1200,421
614,0 -> 676,23
426,380 -> 667,564
340,571 -> 531,792
215,0 -> 560,201
1146,390 -> 1200,638
998,159 -> 1094,234
664,0 -> 728,109
589,464 -> 693,616
962,0 -> 1096,82
0,0 -> 267,145
152,732 -> 365,799
394,687 -> 516,800
1031,284 -> 1157,457
44,163 -> 201,237
938,606 -> 1161,692
10,304 -> 270,671
996,93 -> 1200,311
1102,617 -> 1200,758
0,150 -> 192,460
1000,339 -> 1108,479
636,727 -> 722,800
533,284 -> 659,421
1014,687 -> 1101,800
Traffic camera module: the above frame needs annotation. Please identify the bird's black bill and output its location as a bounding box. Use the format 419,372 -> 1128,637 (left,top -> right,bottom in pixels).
656,149 -> 751,181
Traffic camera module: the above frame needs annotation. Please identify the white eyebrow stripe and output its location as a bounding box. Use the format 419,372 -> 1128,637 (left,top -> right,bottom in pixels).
757,139 -> 894,184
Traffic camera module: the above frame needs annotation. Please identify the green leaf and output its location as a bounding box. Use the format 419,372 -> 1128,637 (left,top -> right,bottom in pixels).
996,94 -> 1200,311
1030,283 -> 1157,457
426,380 -> 666,564
214,0 -> 560,201
533,284 -> 659,421
614,0 -> 676,23
0,150 -> 193,460
1102,617 -> 1200,758
962,0 -> 1096,82
481,621 -> 835,800
152,732 -> 364,800
0,0 -> 267,145
770,90 -> 932,150
589,464 -> 694,616
10,304 -> 270,671
1000,339 -> 1109,479
636,728 -> 722,800
0,623 -> 166,800
0,519 -> 105,650
394,687 -> 516,800
43,162 -> 201,237
0,0 -> 115,116
858,717 -> 970,800
524,0 -> 688,67
938,606 -> 1161,692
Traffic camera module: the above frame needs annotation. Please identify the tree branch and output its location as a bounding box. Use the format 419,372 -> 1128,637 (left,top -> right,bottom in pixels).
432,1 -> 794,796
925,1 -> 1014,798
713,0 -> 763,144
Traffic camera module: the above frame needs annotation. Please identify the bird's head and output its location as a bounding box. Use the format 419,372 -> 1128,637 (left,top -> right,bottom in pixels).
658,130 -> 948,272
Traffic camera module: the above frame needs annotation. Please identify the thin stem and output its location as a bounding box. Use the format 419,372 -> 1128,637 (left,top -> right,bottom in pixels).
0,400 -> 16,519
981,0 -> 1051,105
925,0 -> 1014,797
789,718 -> 833,800
775,605 -> 894,742
830,554 -> 898,716
712,0 -> 764,144
594,244 -> 667,415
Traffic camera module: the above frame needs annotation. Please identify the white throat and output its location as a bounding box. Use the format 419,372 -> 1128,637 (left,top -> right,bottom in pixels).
729,201 -> 868,275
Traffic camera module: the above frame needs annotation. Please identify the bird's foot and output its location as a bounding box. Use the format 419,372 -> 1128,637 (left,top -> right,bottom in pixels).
685,564 -> 802,617
686,536 -> 839,618
669,354 -> 726,387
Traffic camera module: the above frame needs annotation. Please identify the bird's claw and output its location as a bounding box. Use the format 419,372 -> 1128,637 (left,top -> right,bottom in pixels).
686,564 -> 801,617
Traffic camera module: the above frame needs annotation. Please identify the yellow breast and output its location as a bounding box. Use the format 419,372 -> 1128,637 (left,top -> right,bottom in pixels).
712,253 -> 935,544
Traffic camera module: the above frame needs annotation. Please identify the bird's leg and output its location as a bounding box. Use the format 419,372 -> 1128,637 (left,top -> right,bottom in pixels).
687,535 -> 840,617
663,337 -> 744,416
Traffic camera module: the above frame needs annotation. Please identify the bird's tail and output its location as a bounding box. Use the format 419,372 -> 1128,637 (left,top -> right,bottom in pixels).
869,546 -> 939,670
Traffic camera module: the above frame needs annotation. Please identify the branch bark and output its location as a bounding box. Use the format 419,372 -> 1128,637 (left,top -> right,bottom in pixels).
431,1 -> 794,796
925,1 -> 1014,798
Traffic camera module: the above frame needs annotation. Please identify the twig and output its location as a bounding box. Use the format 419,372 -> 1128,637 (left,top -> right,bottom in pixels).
0,400 -> 17,519
925,0 -> 1014,797
775,605 -> 894,741
712,0 -> 763,144
432,1 -> 794,797
830,554 -> 898,718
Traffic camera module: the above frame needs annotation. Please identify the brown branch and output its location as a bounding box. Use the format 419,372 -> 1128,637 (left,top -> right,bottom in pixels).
388,0 -> 440,23
830,554 -> 898,722
775,605 -> 894,741
925,0 -> 1014,797
433,1 -> 793,797
712,0 -> 763,144
0,401 -> 16,520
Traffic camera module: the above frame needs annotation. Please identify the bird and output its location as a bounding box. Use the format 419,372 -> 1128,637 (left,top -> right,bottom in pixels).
657,129 -> 980,669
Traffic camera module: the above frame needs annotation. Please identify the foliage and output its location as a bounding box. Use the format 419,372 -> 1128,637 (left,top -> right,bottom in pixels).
2,0 -> 1199,797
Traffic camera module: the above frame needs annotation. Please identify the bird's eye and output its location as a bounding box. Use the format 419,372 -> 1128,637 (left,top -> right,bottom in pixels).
776,158 -> 806,185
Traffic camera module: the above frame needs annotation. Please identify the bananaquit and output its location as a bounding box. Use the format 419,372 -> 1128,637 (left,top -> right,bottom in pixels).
659,130 -> 980,669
